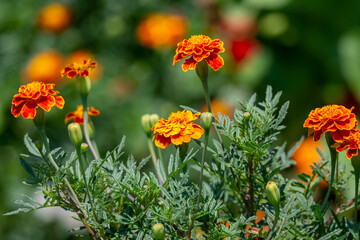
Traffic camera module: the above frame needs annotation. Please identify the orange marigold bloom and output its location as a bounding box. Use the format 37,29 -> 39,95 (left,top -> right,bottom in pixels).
136,13 -> 187,49
11,82 -> 64,119
152,110 -> 204,149
303,105 -> 357,142
24,50 -> 64,84
65,105 -> 100,124
173,35 -> 225,72
37,3 -> 71,33
61,59 -> 97,79
66,50 -> 102,82
335,130 -> 360,159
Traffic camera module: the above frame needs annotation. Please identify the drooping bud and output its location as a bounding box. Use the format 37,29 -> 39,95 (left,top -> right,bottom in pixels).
141,114 -> 152,137
201,112 -> 213,132
151,223 -> 165,240
266,181 -> 280,207
68,123 -> 83,148
76,76 -> 91,96
195,60 -> 208,82
149,114 -> 160,127
81,143 -> 89,152
33,108 -> 45,128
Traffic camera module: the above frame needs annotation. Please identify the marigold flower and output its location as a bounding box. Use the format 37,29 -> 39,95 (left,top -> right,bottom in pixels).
61,59 -> 97,79
152,110 -> 204,149
24,50 -> 64,84
37,3 -> 71,33
303,105 -> 357,142
66,50 -> 102,81
335,130 -> 360,159
136,13 -> 187,49
173,35 -> 225,72
65,105 -> 100,124
11,82 -> 64,119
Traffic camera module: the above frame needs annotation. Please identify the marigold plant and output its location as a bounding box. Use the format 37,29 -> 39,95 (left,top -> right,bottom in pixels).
11,82 -> 64,119
151,110 -> 204,149
61,59 -> 97,79
303,105 -> 357,142
173,35 -> 225,71
65,105 -> 100,124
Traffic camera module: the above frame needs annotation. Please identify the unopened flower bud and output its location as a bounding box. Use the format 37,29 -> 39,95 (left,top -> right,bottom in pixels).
152,223 -> 165,240
141,114 -> 152,137
201,112 -> 213,132
76,76 -> 91,96
68,123 -> 83,148
195,60 -> 208,82
149,114 -> 160,127
243,112 -> 250,119
81,143 -> 89,152
266,181 -> 280,207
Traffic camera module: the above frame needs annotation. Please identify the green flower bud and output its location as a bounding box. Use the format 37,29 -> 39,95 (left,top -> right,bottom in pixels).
81,143 -> 89,152
68,123 -> 83,148
149,114 -> 160,127
195,60 -> 208,82
152,223 -> 165,240
243,112 -> 250,119
33,108 -> 45,128
266,181 -> 280,207
141,114 -> 152,137
201,112 -> 213,132
76,76 -> 91,97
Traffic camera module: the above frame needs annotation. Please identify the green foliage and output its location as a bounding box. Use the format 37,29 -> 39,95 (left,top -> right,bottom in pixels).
7,87 -> 360,239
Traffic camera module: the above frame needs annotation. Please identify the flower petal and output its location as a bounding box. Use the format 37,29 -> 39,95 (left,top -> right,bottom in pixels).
21,101 -> 38,119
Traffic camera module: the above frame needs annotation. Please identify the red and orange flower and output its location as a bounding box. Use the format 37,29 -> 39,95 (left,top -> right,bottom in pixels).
61,59 -> 97,79
173,35 -> 225,72
335,130 -> 360,159
11,82 -> 64,119
65,105 -> 100,124
303,105 -> 357,142
152,110 -> 204,149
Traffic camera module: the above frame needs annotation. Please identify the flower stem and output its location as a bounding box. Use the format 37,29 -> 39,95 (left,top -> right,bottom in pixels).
147,138 -> 163,185
266,205 -> 280,240
322,134 -> 338,213
37,127 -> 88,219
76,147 -> 99,222
80,96 -> 99,160
248,155 -> 255,216
354,168 -> 359,232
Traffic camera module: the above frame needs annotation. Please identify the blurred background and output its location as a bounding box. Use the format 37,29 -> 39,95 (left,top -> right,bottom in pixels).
1,0 -> 360,239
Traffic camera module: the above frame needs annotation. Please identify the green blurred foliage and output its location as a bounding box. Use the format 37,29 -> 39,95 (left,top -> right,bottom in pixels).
1,0 -> 360,238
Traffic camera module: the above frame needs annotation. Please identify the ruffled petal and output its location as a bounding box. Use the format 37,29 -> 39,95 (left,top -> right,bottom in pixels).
182,56 -> 197,72
36,96 -> 55,112
11,102 -> 26,118
205,53 -> 224,71
54,96 -> 65,109
21,101 -> 38,119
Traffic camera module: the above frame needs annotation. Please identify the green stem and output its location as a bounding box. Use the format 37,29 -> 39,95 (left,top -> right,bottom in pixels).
80,96 -> 99,160
157,147 -> 166,177
322,134 -> 338,213
147,138 -> 163,185
76,147 -> 99,222
37,127 -> 88,219
354,168 -> 359,232
248,155 -> 255,216
267,205 -> 280,240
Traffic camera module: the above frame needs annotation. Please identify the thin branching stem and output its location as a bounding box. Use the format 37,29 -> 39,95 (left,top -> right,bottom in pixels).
81,95 -> 99,160
147,138 -> 163,185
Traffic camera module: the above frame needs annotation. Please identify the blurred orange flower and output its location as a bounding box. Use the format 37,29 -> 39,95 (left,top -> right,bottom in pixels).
173,35 -> 225,72
292,138 -> 324,176
11,82 -> 64,119
152,110 -> 204,149
136,13 -> 187,49
201,98 -> 233,121
37,3 -> 71,33
66,50 -> 102,81
335,130 -> 360,159
303,105 -> 357,142
65,105 -> 100,125
24,50 -> 64,84
61,59 -> 97,79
